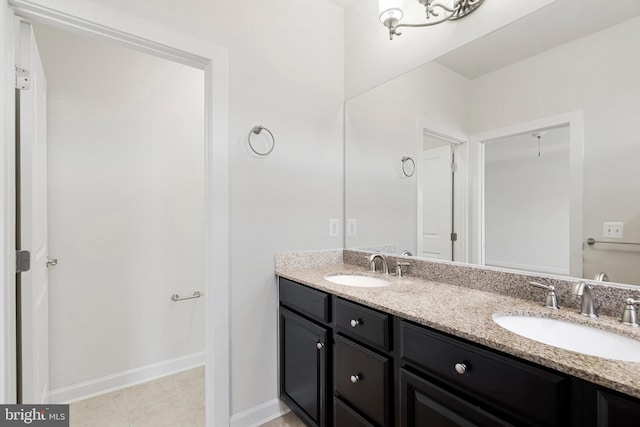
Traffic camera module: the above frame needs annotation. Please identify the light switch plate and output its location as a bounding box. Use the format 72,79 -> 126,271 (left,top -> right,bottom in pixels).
329,219 -> 340,237
603,222 -> 624,238
347,219 -> 357,236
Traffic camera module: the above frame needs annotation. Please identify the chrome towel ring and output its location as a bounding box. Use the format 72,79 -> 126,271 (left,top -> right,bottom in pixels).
248,125 -> 275,156
401,156 -> 415,177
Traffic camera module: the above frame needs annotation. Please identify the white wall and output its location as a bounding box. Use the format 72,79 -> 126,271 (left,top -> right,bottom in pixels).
469,16 -> 640,285
345,61 -> 469,253
33,24 -> 205,396
85,0 -> 345,419
344,0 -> 557,99
484,129 -> 570,274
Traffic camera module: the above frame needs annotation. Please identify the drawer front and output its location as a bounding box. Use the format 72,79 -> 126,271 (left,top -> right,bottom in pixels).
399,321 -> 570,427
334,398 -> 376,427
279,277 -> 330,323
334,298 -> 390,351
400,368 -> 515,427
334,335 -> 390,426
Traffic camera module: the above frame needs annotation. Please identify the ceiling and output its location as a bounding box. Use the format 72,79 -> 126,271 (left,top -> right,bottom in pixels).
436,0 -> 640,79
328,0 -> 357,9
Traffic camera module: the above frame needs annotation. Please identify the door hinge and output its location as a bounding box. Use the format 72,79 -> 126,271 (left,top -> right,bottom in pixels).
451,162 -> 457,173
16,250 -> 31,273
15,67 -> 30,90
451,232 -> 458,242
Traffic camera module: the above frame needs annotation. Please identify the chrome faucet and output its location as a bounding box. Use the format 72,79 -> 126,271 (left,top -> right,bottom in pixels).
573,282 -> 598,318
368,253 -> 389,274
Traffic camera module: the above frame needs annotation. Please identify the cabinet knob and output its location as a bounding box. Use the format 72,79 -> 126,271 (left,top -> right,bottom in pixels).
350,319 -> 361,327
454,363 -> 467,375
350,374 -> 361,384
316,341 -> 325,350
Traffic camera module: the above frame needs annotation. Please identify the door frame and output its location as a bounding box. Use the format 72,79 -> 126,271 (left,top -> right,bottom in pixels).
469,111 -> 584,278
1,0 -> 230,425
415,118 -> 469,263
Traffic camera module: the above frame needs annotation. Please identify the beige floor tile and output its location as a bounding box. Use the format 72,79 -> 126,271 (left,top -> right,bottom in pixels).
261,411 -> 306,427
68,368 -> 205,427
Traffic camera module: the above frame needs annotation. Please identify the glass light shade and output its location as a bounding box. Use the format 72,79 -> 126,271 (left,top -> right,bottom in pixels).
379,0 -> 404,25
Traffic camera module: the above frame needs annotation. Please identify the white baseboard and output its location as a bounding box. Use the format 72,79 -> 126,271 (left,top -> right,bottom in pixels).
230,398 -> 290,427
49,352 -> 205,404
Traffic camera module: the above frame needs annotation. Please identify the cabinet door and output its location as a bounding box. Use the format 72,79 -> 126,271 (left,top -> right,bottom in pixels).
400,369 -> 515,427
280,307 -> 329,427
596,389 -> 640,427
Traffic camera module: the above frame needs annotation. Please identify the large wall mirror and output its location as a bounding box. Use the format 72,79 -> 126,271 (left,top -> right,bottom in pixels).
345,0 -> 640,286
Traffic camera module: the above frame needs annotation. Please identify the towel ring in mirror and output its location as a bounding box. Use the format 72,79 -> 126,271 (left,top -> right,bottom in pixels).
248,125 -> 275,156
401,156 -> 415,177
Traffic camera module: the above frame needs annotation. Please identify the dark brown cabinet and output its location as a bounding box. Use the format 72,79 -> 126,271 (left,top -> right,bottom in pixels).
278,277 -> 640,427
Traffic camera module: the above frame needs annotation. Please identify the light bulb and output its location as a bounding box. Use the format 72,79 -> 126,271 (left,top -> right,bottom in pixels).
379,0 -> 404,28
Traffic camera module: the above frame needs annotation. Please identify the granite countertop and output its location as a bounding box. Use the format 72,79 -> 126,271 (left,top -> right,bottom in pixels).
276,262 -> 640,399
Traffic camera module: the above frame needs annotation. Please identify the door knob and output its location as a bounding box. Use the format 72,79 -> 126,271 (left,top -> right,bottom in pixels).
46,258 -> 58,268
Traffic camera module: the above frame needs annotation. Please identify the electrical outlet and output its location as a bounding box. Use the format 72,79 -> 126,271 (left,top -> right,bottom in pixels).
329,219 -> 340,237
603,222 -> 624,238
347,219 -> 357,236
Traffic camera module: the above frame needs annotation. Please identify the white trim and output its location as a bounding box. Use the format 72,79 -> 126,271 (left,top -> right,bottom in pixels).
470,111 -> 584,278
3,1 -> 230,425
230,399 -> 290,427
49,353 -> 205,404
416,118 -> 469,263
0,0 -> 17,405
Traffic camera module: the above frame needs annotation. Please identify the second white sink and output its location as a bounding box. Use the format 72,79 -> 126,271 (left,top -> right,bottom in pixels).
323,274 -> 391,288
492,314 -> 640,363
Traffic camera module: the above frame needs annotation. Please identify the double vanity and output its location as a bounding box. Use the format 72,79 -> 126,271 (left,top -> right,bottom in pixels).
276,250 -> 640,426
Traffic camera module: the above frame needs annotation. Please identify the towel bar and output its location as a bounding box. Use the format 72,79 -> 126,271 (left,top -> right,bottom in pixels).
171,291 -> 201,302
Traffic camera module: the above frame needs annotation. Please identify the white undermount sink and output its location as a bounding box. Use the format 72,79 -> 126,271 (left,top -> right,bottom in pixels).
323,274 -> 391,288
492,314 -> 640,363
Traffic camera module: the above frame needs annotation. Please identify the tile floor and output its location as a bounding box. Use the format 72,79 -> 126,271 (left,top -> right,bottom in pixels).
69,366 -> 205,427
261,411 -> 305,427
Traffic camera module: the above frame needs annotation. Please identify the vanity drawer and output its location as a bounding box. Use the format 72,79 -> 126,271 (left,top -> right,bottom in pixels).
399,321 -> 570,427
334,397 -> 376,427
334,298 -> 391,351
334,335 -> 391,426
279,277 -> 330,323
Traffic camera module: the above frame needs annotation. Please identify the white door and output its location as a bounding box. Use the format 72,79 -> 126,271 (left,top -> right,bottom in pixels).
16,20 -> 49,404
421,145 -> 453,260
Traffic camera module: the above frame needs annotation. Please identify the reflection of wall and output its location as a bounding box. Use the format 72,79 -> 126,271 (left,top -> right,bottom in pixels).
484,129 -> 570,275
345,61 -> 469,253
469,15 -> 640,285
35,25 -> 205,399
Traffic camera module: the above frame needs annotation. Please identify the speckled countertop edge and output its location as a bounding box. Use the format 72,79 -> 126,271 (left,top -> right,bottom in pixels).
275,261 -> 640,400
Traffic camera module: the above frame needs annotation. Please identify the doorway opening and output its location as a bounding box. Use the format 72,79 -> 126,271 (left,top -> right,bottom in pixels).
4,2 -> 230,425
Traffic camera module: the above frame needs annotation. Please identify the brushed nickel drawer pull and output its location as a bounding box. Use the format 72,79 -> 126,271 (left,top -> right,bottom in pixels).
455,363 -> 467,375
350,319 -> 361,327
350,374 -> 361,384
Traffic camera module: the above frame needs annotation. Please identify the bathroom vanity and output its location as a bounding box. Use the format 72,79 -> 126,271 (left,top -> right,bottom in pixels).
276,251 -> 640,427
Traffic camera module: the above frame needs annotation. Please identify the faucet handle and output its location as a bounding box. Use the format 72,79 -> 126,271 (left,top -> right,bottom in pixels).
396,262 -> 410,277
529,281 -> 559,310
621,298 -> 640,327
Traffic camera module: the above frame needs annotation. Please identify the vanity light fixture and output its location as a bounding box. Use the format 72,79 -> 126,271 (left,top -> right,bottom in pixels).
379,0 -> 486,40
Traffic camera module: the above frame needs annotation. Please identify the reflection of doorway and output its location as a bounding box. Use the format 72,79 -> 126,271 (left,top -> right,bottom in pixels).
421,142 -> 453,260
416,126 -> 468,262
471,111 -> 584,278
484,126 -> 570,275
